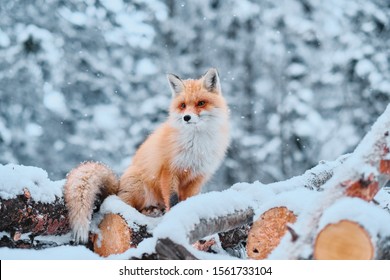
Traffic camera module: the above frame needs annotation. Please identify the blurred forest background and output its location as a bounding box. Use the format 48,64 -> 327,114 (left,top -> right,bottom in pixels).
1,0 -> 390,191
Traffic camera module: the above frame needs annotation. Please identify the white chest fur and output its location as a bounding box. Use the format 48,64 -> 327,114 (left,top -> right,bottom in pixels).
170,111 -> 229,177
172,128 -> 224,176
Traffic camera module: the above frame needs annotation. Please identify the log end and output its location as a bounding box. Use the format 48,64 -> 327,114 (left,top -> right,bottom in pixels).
314,220 -> 374,260
247,207 -> 297,260
93,213 -> 132,257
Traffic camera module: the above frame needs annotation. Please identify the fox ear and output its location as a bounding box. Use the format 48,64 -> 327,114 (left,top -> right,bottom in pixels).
202,68 -> 221,94
167,73 -> 184,97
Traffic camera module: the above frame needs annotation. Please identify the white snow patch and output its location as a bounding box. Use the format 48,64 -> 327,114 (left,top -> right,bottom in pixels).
93,105 -> 121,130
286,63 -> 307,77
25,123 -> 43,138
58,7 -> 89,26
100,0 -> 124,13
0,28 -> 10,47
0,118 -> 11,144
43,83 -> 68,117
0,164 -> 64,203
153,189 -> 256,244
0,246 -> 101,260
355,59 -> 376,77
136,58 -> 158,75
92,195 -> 161,232
233,0 -> 260,20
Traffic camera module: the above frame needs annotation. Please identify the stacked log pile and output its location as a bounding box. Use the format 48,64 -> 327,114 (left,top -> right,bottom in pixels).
1,105 -> 390,259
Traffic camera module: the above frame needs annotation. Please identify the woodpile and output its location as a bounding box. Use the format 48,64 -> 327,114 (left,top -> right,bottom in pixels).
1,105 -> 390,259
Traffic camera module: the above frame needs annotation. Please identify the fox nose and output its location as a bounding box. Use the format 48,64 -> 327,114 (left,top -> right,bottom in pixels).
183,115 -> 191,122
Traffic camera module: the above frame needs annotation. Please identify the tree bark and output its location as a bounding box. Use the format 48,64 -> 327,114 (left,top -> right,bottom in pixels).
0,190 -> 70,238
187,208 -> 254,244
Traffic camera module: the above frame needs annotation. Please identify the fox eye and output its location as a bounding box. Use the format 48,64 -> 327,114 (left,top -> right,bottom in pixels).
197,101 -> 206,107
180,103 -> 186,109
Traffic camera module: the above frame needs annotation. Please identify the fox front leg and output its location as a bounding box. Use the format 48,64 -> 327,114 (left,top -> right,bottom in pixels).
160,168 -> 179,211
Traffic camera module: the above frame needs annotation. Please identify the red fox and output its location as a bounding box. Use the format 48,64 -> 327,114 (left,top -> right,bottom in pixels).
64,68 -> 230,243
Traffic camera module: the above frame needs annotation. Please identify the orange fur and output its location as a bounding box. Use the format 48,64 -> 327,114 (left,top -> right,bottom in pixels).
64,68 -> 230,243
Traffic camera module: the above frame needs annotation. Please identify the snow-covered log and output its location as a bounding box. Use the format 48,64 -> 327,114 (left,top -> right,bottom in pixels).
2,103 -> 390,260
314,198 -> 390,259
270,104 -> 390,259
0,165 -> 70,247
244,157 -> 346,259
91,156 -> 343,258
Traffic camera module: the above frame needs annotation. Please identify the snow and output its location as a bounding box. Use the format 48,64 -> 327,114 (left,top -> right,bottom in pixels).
25,123 -> 43,138
0,28 -> 10,47
58,7 -> 89,26
318,197 -> 390,241
100,0 -> 124,13
92,195 -> 161,233
136,58 -> 158,76
93,105 -> 121,130
285,63 -> 307,78
2,0 -> 390,259
0,147 -> 389,260
153,189 -> 256,243
43,83 -> 68,117
16,24 -> 63,65
355,59 -> 376,77
270,104 -> 390,259
0,164 -> 64,203
0,119 -> 11,144
233,0 -> 260,20
0,246 -> 101,260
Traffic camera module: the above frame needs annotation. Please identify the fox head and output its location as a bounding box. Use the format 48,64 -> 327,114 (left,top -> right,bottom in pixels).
167,68 -> 228,129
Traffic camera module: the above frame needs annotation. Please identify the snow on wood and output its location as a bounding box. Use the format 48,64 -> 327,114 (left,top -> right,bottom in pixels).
1,106 -> 390,259
270,104 -> 390,259
0,168 -> 69,240
314,198 -> 390,259
80,153 -> 345,258
0,164 -> 64,203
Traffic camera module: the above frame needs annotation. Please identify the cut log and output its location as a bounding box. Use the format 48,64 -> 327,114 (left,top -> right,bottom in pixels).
247,207 -> 297,259
314,220 -> 374,260
91,213 -> 156,257
312,198 -> 390,260
93,214 -> 131,257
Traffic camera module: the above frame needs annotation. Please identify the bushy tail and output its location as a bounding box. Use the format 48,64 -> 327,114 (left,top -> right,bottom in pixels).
64,161 -> 119,243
